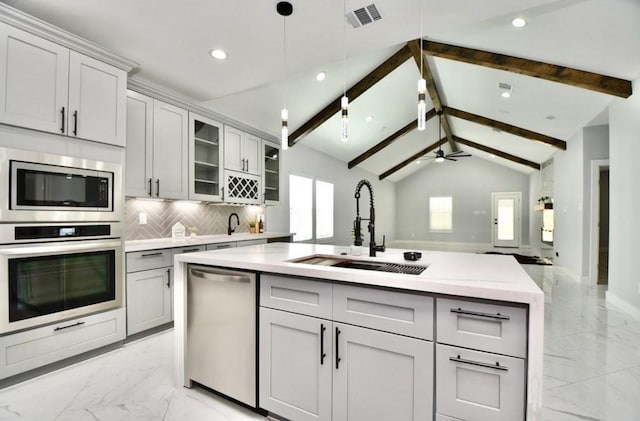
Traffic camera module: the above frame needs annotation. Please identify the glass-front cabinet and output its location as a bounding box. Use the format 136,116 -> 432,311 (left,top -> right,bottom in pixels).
189,113 -> 223,201
263,141 -> 281,205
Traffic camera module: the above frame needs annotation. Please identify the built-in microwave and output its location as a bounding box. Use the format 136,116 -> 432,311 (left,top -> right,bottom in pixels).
0,147 -> 122,222
0,222 -> 123,334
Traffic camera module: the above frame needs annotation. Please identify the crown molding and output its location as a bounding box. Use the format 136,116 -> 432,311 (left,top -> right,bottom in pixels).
0,3 -> 138,72
127,76 -> 279,144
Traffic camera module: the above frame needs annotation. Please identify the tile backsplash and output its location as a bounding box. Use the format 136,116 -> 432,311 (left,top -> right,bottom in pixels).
124,198 -> 264,241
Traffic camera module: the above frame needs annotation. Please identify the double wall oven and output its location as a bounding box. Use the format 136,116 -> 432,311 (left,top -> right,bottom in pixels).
0,147 -> 123,334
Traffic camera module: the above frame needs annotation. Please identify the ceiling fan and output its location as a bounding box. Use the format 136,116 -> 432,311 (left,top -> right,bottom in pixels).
422,111 -> 471,163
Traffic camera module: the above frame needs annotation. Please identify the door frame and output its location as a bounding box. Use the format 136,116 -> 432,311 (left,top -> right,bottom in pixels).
589,159 -> 609,285
491,192 -> 522,248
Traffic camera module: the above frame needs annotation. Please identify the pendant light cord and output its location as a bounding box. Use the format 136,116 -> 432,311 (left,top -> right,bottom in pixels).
342,0 -> 347,97
283,15 -> 287,109
419,0 -> 423,79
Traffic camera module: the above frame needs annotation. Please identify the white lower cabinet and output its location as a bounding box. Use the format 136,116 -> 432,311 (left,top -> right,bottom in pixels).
0,308 -> 125,379
332,322 -> 433,421
126,268 -> 172,335
260,308 -> 332,421
435,344 -> 525,421
259,299 -> 433,421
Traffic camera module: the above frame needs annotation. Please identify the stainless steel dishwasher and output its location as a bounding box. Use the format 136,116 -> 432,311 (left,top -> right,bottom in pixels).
187,264 -> 257,407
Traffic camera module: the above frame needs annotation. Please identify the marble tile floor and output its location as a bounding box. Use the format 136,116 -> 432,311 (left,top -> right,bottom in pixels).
0,264 -> 638,420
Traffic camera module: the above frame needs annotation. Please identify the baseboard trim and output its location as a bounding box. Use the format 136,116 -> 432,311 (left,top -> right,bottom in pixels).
606,291 -> 640,321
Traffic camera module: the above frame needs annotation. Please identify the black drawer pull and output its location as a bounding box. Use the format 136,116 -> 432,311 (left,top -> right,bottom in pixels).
181,248 -> 200,253
449,355 -> 508,372
335,327 -> 342,369
141,252 -> 163,258
450,308 -> 510,321
54,321 -> 85,332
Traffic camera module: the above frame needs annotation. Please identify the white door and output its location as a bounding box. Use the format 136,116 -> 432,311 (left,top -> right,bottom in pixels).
126,268 -> 171,336
491,192 -> 521,248
125,91 -> 154,197
0,23 -> 69,134
259,308 -> 332,421
332,323 -> 433,421
152,100 -> 189,199
224,126 -> 244,171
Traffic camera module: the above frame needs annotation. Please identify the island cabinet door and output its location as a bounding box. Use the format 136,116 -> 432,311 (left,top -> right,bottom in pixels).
259,307 -> 332,421
435,344 -> 526,421
332,323 -> 433,421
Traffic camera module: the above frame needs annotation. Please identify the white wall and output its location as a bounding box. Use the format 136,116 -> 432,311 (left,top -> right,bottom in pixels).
608,77 -> 640,316
552,130 -> 584,275
528,171 -> 544,253
266,143 -> 396,246
395,156 -> 530,245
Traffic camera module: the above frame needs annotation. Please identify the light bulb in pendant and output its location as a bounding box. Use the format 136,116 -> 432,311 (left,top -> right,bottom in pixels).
281,108 -> 288,150
341,96 -> 349,142
417,78 -> 427,131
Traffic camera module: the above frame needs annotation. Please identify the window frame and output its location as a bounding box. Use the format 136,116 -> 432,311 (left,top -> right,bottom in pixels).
288,173 -> 334,243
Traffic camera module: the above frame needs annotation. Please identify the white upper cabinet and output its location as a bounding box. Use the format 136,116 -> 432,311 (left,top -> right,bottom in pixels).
125,90 -> 188,199
189,113 -> 224,201
0,21 -> 127,147
224,126 -> 261,176
68,52 -> 126,146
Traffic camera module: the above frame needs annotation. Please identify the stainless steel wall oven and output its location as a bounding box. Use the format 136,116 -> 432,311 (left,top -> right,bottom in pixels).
0,222 -> 123,334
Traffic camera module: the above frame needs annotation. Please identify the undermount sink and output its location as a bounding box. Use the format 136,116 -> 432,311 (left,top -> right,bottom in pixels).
290,255 -> 427,275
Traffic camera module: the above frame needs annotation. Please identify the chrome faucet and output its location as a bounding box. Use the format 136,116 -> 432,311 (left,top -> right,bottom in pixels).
354,179 -> 386,257
228,213 -> 240,235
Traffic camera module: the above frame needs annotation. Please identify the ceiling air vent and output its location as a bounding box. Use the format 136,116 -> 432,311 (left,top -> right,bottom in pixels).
346,4 -> 382,28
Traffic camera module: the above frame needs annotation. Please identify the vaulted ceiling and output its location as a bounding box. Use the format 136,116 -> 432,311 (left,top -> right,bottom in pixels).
5,0 -> 639,182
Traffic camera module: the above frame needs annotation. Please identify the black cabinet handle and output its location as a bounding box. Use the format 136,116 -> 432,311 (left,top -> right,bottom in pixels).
449,355 -> 508,372
320,323 -> 327,365
181,248 -> 200,253
335,326 -> 341,369
141,252 -> 163,258
60,107 -> 65,133
73,110 -> 78,135
54,321 -> 85,332
246,159 -> 249,172
166,268 -> 171,288
450,308 -> 510,321
148,178 -> 152,197
156,179 -> 160,197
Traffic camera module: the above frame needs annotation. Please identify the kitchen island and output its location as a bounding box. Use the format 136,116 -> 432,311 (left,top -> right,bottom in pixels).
173,242 -> 544,421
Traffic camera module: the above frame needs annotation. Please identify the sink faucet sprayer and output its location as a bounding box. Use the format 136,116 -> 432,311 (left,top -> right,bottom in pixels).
354,179 -> 386,257
228,213 -> 240,236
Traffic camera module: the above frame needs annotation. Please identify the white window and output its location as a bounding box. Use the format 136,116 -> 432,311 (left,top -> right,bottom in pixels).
289,174 -> 334,242
429,196 -> 453,231
315,180 -> 334,239
289,174 -> 313,242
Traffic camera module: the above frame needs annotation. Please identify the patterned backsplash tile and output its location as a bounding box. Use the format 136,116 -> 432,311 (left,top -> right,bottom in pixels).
124,198 -> 265,241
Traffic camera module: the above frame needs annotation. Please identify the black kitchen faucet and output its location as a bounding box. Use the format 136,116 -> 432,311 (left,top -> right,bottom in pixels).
228,213 -> 240,235
354,179 -> 386,257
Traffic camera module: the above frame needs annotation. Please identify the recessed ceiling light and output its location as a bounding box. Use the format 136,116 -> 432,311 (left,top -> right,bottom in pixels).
416,160 -> 421,164
491,154 -> 497,158
365,115 -> 374,123
316,71 -> 327,81
210,49 -> 227,60
512,17 -> 526,28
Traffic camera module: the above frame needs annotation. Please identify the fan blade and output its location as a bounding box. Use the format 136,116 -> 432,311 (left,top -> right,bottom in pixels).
448,154 -> 471,158
445,157 -> 458,161
448,150 -> 466,156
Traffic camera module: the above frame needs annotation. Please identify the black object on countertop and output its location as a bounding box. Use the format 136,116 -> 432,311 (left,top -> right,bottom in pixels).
403,251 -> 422,261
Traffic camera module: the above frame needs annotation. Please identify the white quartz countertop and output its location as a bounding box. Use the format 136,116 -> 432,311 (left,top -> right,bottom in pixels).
174,242 -> 543,305
125,232 -> 293,252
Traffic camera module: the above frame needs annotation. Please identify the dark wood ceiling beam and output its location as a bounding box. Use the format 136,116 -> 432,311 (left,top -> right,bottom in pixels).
421,40 -> 632,98
348,109 -> 436,169
453,136 -> 540,170
444,106 -> 566,150
288,44 -> 413,147
378,138 -> 447,180
407,39 -> 458,152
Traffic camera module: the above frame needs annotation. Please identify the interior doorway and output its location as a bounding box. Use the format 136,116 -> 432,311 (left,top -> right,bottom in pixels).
589,160 -> 610,285
491,192 -> 522,248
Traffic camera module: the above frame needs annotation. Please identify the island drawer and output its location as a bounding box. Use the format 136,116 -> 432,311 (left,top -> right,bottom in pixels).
436,298 -> 527,358
126,249 -> 172,273
260,274 -> 332,319
171,245 -> 205,256
333,285 -> 433,340
436,343 -> 525,421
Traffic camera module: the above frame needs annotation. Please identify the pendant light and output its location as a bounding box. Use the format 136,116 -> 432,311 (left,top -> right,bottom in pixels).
341,0 -> 349,142
277,2 -> 293,151
417,0 -> 426,131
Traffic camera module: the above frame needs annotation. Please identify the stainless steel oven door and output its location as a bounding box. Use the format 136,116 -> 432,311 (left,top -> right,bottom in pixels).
0,147 -> 122,222
0,239 -> 123,334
